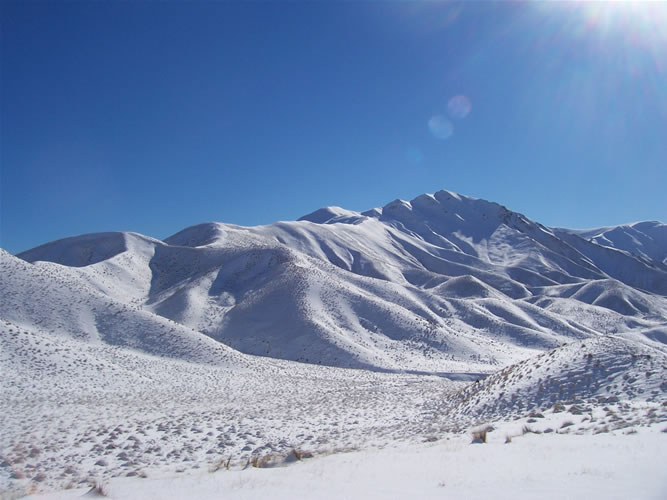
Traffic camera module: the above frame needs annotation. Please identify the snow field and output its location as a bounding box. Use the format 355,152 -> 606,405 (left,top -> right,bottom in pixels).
22,423 -> 667,500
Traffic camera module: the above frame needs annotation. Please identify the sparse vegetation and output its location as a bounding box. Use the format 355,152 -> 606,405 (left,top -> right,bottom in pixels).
471,427 -> 490,443
521,424 -> 543,435
86,479 -> 107,497
289,448 -> 312,461
210,455 -> 232,472
250,455 -> 276,468
553,402 -> 566,413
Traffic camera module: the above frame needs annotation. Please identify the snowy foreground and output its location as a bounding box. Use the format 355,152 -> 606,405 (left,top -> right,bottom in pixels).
25,424 -> 667,500
2,321 -> 666,498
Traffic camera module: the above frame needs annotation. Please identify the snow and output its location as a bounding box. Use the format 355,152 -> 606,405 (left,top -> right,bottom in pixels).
559,221 -> 667,267
1,319 -> 466,495
15,191 -> 667,374
2,189 -> 666,497
22,426 -> 667,500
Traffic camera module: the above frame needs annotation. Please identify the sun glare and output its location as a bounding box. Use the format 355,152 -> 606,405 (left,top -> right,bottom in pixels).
536,0 -> 667,41
532,0 -> 667,74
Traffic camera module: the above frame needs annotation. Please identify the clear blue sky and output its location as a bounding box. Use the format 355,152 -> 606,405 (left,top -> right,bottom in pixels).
2,1 -> 666,254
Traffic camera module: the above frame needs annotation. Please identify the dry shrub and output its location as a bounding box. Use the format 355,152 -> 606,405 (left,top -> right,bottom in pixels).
85,479 -> 107,497
290,448 -> 313,461
210,456 -> 232,473
471,428 -> 488,443
250,455 -> 273,468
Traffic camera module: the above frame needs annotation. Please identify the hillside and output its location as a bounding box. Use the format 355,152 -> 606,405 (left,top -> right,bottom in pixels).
13,190 -> 667,372
451,336 -> 667,422
2,189 -> 667,496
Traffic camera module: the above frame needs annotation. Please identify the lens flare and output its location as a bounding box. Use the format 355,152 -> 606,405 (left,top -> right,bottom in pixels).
428,115 -> 454,139
448,95 -> 472,119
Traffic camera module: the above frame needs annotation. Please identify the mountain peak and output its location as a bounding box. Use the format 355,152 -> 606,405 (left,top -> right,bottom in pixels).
163,222 -> 228,247
298,206 -> 365,225
18,231 -> 130,267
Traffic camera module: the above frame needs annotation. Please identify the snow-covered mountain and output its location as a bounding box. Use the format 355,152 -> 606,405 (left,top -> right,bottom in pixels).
8,189 -> 667,373
557,221 -> 667,268
3,189 -> 667,496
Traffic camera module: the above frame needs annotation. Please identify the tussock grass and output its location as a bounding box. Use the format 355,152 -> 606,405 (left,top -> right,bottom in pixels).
85,479 -> 107,497
522,425 -> 542,435
210,456 -> 232,473
290,448 -> 313,461
471,426 -> 491,443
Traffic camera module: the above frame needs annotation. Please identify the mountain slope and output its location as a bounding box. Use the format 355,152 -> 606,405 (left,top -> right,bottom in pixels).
451,336 -> 667,421
0,249 -> 249,368
12,190 -> 667,372
558,221 -> 667,267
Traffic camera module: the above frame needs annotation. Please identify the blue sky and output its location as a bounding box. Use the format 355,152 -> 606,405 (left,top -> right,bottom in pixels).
2,1 -> 666,254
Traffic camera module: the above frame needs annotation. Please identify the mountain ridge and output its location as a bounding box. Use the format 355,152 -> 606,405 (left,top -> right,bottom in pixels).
9,189 -> 667,372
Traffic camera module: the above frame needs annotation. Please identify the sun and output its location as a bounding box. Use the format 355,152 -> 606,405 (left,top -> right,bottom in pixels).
530,0 -> 667,74
534,0 -> 667,40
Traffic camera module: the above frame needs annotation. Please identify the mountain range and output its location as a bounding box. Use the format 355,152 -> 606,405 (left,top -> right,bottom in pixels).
4,189 -> 666,374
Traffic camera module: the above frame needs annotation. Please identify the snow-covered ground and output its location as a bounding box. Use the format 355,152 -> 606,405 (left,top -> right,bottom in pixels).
2,321 -> 666,498
0,321 -> 464,495
2,189 -> 666,498
24,423 -> 667,500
